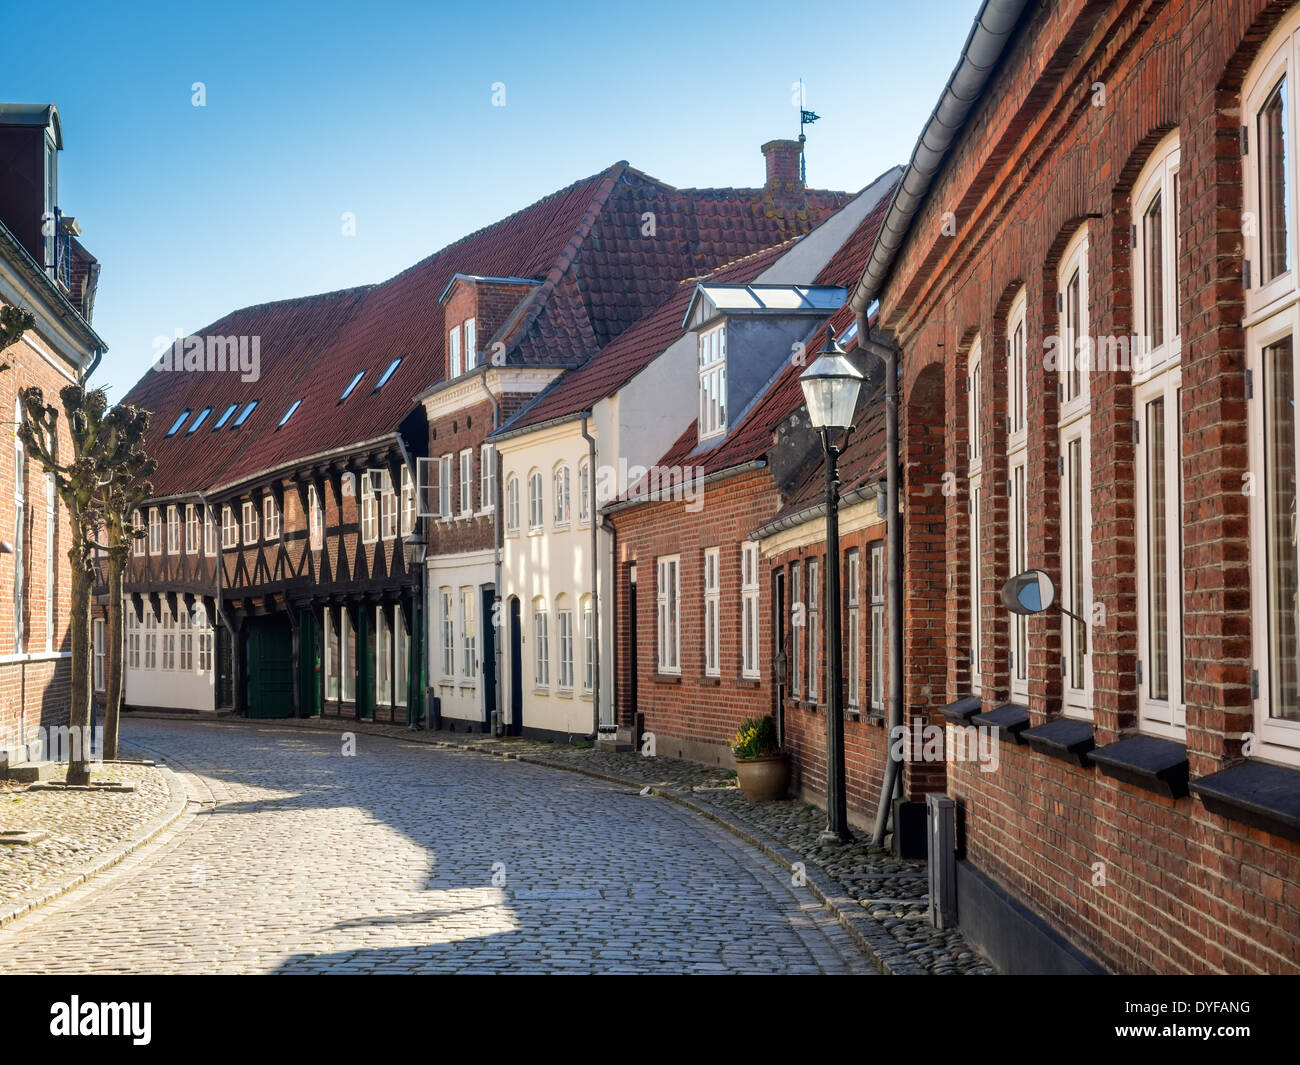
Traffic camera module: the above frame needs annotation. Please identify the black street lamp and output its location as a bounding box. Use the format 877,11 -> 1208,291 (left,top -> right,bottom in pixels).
800,326 -> 863,845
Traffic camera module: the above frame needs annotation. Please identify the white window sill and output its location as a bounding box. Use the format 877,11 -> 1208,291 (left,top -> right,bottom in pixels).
0,651 -> 72,664
528,528 -> 543,537
580,691 -> 593,701
532,686 -> 550,696
556,688 -> 573,699
554,522 -> 571,532
476,507 -> 495,518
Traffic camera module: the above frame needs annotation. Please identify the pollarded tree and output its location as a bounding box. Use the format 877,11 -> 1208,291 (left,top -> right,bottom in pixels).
0,305 -> 36,373
97,402 -> 155,761
18,385 -> 109,784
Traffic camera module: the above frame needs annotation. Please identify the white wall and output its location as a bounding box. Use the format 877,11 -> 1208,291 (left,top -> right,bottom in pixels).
426,548 -> 494,726
124,601 -> 216,711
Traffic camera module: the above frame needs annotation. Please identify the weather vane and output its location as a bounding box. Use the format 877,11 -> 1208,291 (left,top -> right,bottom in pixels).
798,78 -> 820,184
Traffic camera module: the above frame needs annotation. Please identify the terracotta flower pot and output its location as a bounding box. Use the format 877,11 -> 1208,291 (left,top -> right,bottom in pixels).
735,753 -> 790,803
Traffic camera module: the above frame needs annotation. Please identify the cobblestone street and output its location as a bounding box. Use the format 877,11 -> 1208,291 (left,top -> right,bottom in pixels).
0,719 -> 875,974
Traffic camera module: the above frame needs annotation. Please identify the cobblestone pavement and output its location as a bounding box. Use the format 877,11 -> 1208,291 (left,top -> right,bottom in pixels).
0,719 -> 876,975
222,715 -> 993,974
0,761 -> 172,906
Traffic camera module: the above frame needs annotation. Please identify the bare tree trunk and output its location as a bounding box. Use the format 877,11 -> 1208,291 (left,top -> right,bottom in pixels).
67,566 -> 92,786
104,562 -> 124,761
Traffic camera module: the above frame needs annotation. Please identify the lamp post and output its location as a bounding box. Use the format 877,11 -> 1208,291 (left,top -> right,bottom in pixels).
800,326 -> 863,845
402,528 -> 427,730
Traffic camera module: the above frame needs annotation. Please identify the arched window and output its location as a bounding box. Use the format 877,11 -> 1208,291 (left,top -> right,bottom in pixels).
528,470 -> 543,531
505,475 -> 520,536
553,464 -> 571,527
967,336 -> 983,695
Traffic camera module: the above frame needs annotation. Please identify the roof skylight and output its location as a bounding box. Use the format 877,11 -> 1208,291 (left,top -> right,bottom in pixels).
232,400 -> 258,428
166,410 -> 191,436
373,358 -> 402,392
186,407 -> 212,434
213,403 -> 238,429
340,371 -> 366,401
278,399 -> 302,428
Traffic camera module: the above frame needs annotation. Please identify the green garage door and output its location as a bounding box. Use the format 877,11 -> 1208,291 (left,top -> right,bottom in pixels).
247,615 -> 294,719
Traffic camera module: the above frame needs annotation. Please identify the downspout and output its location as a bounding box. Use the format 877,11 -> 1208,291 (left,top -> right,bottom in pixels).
862,319 -> 904,849
479,372 -> 504,734
580,413 -> 600,741
393,434 -> 424,728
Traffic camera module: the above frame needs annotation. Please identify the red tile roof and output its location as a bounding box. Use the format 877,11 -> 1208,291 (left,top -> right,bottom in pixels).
127,163 -> 852,498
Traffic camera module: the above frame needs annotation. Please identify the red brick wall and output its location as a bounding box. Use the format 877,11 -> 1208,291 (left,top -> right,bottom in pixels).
610,469 -> 778,762
874,0 -> 1300,972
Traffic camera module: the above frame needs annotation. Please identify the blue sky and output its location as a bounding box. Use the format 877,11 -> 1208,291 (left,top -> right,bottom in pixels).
10,0 -> 982,396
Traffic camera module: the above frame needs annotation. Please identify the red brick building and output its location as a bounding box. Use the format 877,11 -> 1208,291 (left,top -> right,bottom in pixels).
849,0 -> 1300,973
604,183 -> 894,770
0,104 -> 104,761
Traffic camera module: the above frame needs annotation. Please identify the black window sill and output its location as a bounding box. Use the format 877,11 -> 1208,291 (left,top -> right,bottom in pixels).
1191,760 -> 1300,845
1022,718 -> 1096,766
939,695 -> 983,726
1091,735 -> 1189,799
698,675 -> 721,687
652,673 -> 681,685
970,703 -> 1031,744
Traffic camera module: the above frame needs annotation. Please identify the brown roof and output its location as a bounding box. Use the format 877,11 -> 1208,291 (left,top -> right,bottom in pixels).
127,163 -> 852,498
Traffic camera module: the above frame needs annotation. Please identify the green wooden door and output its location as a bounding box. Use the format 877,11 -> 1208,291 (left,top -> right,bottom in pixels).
247,615 -> 294,719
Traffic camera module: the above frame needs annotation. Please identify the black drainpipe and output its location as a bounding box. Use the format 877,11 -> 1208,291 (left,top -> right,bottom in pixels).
861,319 -> 904,847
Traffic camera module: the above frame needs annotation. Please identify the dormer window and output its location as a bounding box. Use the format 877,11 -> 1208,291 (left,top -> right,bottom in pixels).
167,410 -> 191,436
463,319 -> 477,372
232,401 -> 258,428
373,358 -> 402,392
340,371 -> 365,401
277,399 -> 302,428
448,326 -> 462,377
698,324 -> 727,441
187,407 -> 212,434
213,403 -> 238,429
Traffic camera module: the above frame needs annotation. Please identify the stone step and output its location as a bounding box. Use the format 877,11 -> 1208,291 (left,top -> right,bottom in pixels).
2,761 -> 61,783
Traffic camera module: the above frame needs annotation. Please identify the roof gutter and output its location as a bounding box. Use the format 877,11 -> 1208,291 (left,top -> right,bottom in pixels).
750,480 -> 880,541
848,0 -> 1029,317
488,409 -> 586,446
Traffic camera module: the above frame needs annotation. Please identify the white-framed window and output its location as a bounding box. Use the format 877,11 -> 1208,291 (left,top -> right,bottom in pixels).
460,586 -> 477,678
557,607 -> 574,690
553,464 -> 571,527
808,558 -> 820,703
506,475 -> 520,536
440,589 -> 454,679
179,606 -> 193,671
703,547 -> 720,677
463,318 -> 477,372
395,607 -> 409,707
448,325 -> 461,378
790,561 -> 803,699
969,480 -> 982,696
325,610 -> 339,700
166,505 -> 180,554
12,399 -> 23,653
870,543 -> 885,712
133,508 -> 144,557
528,470 -> 543,531
185,503 -> 200,554
196,605 -> 212,673
656,555 -> 680,674
741,542 -> 760,679
400,466 -> 415,535
578,460 -> 591,524
1007,288 -> 1028,443
309,485 -> 324,549
44,473 -> 55,651
341,609 -> 355,703
582,598 -> 594,693
127,612 -> 140,670
459,450 -> 473,516
1135,370 -> 1184,736
381,478 -> 397,540
1246,37 -> 1293,310
361,472 -> 378,544
533,602 -> 550,687
149,507 -> 161,555
161,609 -> 175,670
968,335 -> 983,467
93,617 -> 106,692
203,507 -> 215,556
1059,227 -> 1093,719
242,501 -> 258,545
847,549 -> 861,707
222,505 -> 238,549
480,444 -> 495,512
1133,131 -> 1182,377
698,323 -> 727,440
376,606 -> 392,707
439,454 -> 453,518
263,494 -> 280,541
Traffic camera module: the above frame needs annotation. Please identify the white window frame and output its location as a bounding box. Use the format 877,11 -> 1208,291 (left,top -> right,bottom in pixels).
12,400 -> 23,654
557,607 -> 574,691
464,318 -> 477,372
161,608 -> 175,671
133,508 -> 144,557
93,617 -> 105,691
1006,287 -> 1029,702
263,494 -> 280,541
459,450 -> 473,517
196,605 -> 212,673
179,605 -> 193,672
1133,132 -> 1182,378
528,470 -> 543,532
241,501 -> 258,545
127,612 -> 140,671
222,505 -> 238,549
185,503 -> 200,555
361,472 -> 378,544
698,323 -> 728,441
553,464 -> 571,527
480,444 -> 495,513
1059,227 -> 1093,720
791,561 -> 803,699
968,336 -> 984,693
847,550 -> 861,708
309,485 -> 324,549
166,505 -> 180,555
460,586 -> 477,680
506,475 -> 520,536
376,606 -> 392,707
578,460 -> 591,525
656,555 -> 680,674
325,610 -> 339,700
439,454 -> 453,519
341,609 -> 355,703
703,547 -> 720,678
741,543 -> 760,679
448,325 -> 461,378
381,479 -> 397,540
400,466 -> 415,535
149,507 -> 161,555
807,557 -> 820,703
582,599 -> 594,693
440,589 -> 455,680
870,543 -> 885,712
1007,288 -> 1028,445
44,473 -> 55,651
533,604 -> 550,688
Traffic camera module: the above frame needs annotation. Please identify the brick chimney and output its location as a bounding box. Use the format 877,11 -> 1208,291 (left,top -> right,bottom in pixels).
762,139 -> 804,192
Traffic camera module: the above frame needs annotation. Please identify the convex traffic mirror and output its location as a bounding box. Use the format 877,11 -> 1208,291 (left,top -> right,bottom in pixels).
1000,569 -> 1056,615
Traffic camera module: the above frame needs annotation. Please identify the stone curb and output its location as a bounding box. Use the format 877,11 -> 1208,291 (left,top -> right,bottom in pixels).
0,748 -> 190,930
129,712 -> 924,975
